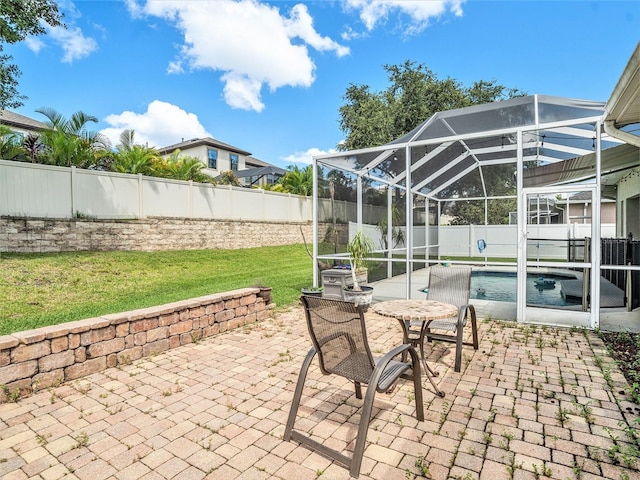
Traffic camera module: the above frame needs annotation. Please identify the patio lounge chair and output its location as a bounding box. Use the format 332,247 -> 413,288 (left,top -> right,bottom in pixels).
284,296 -> 424,478
418,265 -> 479,372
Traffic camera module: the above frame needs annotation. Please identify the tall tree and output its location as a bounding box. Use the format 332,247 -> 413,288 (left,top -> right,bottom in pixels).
0,0 -> 64,109
338,60 -> 524,151
337,60 -> 525,224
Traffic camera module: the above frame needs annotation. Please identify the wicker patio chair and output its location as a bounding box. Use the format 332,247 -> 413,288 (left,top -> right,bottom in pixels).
416,265 -> 479,372
284,296 -> 424,478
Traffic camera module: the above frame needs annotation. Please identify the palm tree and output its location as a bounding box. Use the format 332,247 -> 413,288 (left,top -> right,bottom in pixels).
36,107 -> 110,168
218,170 -> 241,186
0,125 -> 26,161
279,164 -> 312,196
156,150 -> 213,183
111,130 -> 159,175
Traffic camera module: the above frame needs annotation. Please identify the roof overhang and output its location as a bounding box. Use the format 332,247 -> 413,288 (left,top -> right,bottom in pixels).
604,42 -> 640,146
523,143 -> 640,190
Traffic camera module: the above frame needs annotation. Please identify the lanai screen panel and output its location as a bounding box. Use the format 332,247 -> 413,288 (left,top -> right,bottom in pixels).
315,95 -> 608,208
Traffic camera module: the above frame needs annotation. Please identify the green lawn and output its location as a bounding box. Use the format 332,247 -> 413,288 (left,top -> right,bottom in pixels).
0,245 -> 316,336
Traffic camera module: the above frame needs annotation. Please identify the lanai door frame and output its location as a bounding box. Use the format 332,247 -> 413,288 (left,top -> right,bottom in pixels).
517,182 -> 601,329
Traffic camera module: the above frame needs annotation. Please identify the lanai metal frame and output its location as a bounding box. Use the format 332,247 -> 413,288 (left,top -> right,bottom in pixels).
311,94 -> 634,329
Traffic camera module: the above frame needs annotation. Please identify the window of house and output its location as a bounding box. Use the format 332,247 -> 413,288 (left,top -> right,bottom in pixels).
207,149 -> 217,169
230,154 -> 239,171
2,131 -> 23,144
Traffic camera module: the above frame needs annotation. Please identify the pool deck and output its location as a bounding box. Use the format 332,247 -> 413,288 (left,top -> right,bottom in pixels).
0,306 -> 638,480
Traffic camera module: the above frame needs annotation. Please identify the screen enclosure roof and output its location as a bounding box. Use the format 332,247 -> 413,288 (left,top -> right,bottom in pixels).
315,94 -> 622,200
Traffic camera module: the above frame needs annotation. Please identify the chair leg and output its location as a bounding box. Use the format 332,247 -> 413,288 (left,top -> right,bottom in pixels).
407,347 -> 425,419
354,382 -> 363,399
349,383 -> 377,478
284,348 -> 316,441
454,324 -> 464,373
469,305 -> 479,350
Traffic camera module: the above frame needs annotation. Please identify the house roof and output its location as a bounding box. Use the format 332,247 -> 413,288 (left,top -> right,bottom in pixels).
233,165 -> 285,179
523,143 -> 639,190
605,42 -> 640,130
215,165 -> 285,183
246,156 -> 270,168
157,137 -> 251,156
0,110 -> 48,131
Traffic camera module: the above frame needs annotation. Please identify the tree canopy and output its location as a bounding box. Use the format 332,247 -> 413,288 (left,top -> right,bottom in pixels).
338,60 -> 525,151
337,60 -> 525,224
0,0 -> 64,109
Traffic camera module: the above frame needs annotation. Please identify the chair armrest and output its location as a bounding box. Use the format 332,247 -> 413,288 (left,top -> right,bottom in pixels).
456,304 -> 476,327
369,344 -> 421,387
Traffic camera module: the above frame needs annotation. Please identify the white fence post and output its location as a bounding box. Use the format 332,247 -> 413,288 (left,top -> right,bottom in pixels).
138,174 -> 144,219
189,181 -> 193,218
70,166 -> 77,217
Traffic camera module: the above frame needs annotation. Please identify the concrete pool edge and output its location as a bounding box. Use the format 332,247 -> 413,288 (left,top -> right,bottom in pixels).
370,266 -> 639,332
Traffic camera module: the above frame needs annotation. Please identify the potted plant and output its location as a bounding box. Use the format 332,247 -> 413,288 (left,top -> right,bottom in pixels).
301,286 -> 324,297
251,279 -> 272,304
343,230 -> 375,309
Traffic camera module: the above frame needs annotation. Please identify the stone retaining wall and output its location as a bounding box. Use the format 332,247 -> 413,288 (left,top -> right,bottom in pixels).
0,288 -> 273,402
0,217 -> 339,253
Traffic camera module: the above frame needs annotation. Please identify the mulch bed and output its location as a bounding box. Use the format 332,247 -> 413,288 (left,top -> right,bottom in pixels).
599,331 -> 640,403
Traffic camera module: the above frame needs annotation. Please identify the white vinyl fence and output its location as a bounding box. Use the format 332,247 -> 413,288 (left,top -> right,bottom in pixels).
0,160 -> 312,222
1,161 -> 617,254
349,222 -> 616,260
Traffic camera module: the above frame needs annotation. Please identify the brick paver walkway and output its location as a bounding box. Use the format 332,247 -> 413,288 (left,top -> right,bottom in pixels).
1,306 -> 638,480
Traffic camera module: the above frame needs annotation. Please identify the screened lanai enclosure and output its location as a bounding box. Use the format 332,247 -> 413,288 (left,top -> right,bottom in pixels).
311,94 -> 640,330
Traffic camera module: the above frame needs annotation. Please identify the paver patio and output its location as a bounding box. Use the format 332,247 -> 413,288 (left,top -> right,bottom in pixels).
1,306 -> 638,480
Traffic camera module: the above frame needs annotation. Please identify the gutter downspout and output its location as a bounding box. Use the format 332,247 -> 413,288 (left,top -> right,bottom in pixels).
603,120 -> 640,148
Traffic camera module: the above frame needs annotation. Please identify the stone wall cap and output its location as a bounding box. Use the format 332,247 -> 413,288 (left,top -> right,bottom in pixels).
89,318 -> 111,330
145,304 -> 181,317
66,318 -> 102,334
39,324 -> 70,339
100,312 -> 130,325
220,288 -> 256,300
0,335 -> 19,349
12,330 -> 47,344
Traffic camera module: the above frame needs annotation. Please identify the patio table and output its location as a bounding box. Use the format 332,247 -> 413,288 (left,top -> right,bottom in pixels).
372,299 -> 457,397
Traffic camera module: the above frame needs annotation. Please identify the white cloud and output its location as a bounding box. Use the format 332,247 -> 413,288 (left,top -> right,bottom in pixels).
127,0 -> 349,112
100,100 -> 211,149
345,0 -> 464,34
167,60 -> 184,74
285,4 -> 350,57
221,72 -> 265,111
282,147 -> 338,166
23,2 -> 98,63
47,25 -> 98,63
24,37 -> 45,53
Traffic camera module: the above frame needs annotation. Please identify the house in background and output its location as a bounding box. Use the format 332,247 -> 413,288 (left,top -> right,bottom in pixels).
565,191 -> 616,225
0,111 -> 285,188
157,137 -> 251,177
157,137 -> 284,187
0,110 -> 47,138
227,157 -> 285,188
510,193 -> 617,225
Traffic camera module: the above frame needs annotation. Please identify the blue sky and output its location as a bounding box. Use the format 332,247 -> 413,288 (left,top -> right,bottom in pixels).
7,0 -> 640,168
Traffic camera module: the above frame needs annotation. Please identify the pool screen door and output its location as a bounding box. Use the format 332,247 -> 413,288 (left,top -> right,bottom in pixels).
519,185 -> 598,328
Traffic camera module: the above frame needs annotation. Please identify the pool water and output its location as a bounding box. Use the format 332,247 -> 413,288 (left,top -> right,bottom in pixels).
470,271 -> 581,307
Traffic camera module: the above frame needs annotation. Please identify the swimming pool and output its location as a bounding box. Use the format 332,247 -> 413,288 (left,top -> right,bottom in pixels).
470,270 -> 581,307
